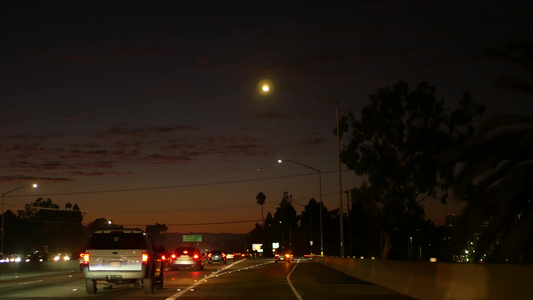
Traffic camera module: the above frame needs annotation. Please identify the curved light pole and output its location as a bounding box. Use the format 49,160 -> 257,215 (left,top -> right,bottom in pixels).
278,159 -> 324,256
260,80 -> 344,257
1,183 -> 38,254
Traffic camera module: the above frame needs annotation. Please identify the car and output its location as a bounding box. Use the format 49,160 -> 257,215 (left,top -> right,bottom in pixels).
207,250 -> 226,264
275,252 -> 293,263
169,247 -> 204,270
79,229 -> 164,294
226,252 -> 235,261
24,250 -> 48,262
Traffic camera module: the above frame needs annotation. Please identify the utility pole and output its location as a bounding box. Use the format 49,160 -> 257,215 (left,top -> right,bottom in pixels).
345,190 -> 353,257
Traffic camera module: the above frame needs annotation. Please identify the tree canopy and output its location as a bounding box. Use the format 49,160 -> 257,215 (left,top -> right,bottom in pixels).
146,223 -> 168,246
339,81 -> 484,258
439,41 -> 533,263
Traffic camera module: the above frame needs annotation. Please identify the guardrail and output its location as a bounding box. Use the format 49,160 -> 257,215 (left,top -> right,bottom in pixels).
315,256 -> 532,300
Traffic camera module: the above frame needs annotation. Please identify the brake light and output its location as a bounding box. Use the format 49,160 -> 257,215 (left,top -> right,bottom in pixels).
222,253 -> 226,258
194,254 -> 199,259
208,253 -> 212,257
183,250 -> 188,254
142,253 -> 149,264
80,253 -> 89,265
171,254 -> 176,259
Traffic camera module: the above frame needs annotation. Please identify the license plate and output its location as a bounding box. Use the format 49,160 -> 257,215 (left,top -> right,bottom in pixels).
109,261 -> 121,268
106,275 -> 123,280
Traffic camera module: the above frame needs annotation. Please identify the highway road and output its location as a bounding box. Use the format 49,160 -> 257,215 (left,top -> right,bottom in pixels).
0,258 -> 413,299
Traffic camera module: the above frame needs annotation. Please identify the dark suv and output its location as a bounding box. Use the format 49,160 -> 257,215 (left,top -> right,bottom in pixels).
80,229 -> 164,294
207,250 -> 226,264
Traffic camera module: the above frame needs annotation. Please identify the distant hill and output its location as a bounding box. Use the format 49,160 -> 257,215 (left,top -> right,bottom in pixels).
162,232 -> 249,254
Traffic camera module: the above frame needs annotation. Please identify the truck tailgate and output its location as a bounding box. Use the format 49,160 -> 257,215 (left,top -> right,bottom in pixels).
87,249 -> 143,271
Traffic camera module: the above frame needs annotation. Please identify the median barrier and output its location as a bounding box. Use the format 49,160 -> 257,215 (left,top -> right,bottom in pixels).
314,256 -> 532,300
0,260 -> 79,276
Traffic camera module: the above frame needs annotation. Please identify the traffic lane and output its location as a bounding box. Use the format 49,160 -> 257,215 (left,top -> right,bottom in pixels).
291,259 -> 414,300
165,261 -> 229,293
165,259 -> 295,300
0,268 -> 167,299
0,258 -> 414,299
0,270 -> 88,299
0,260 -> 231,299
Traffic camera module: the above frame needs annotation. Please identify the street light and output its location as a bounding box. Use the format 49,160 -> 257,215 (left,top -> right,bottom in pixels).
260,80 -> 344,257
1,183 -> 38,254
278,159 -> 324,256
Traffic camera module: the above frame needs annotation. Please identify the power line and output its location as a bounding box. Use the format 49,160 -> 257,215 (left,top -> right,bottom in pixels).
122,219 -> 261,227
7,170 -> 338,198
22,218 -> 260,227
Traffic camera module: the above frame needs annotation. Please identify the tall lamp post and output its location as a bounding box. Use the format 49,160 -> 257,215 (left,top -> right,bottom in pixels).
260,80 -> 344,257
1,184 -> 38,254
278,159 -> 324,256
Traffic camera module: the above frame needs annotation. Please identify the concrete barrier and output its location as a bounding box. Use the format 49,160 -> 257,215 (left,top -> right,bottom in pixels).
315,256 -> 533,300
0,260 -> 79,276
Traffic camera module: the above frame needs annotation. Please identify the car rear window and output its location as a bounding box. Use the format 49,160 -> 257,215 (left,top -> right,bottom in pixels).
175,247 -> 198,255
87,232 -> 147,249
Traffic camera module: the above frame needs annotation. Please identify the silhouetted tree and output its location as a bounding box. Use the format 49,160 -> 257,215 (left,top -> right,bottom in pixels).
86,218 -> 123,233
273,192 -> 299,251
349,184 -> 382,258
17,198 -> 59,219
298,198 -> 321,255
7,198 -> 84,254
262,212 -> 275,256
440,41 -> 533,263
256,192 -> 266,228
339,81 -> 484,259
146,223 -> 168,246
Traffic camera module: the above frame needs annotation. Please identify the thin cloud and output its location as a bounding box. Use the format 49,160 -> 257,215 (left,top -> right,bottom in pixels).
0,175 -> 74,182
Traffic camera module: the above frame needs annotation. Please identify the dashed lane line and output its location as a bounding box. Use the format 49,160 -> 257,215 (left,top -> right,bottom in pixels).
165,259 -> 274,300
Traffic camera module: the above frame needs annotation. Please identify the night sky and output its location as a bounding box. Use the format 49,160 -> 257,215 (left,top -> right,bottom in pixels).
1,1 -> 531,233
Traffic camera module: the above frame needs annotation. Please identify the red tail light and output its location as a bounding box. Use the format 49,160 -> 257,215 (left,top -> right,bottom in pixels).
222,253 -> 226,258
142,253 -> 149,264
80,253 -> 89,265
194,254 -> 199,259
171,254 -> 176,259
183,250 -> 188,254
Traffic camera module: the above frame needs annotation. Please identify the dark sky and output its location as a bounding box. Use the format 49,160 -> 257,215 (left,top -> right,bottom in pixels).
1,0 -> 531,233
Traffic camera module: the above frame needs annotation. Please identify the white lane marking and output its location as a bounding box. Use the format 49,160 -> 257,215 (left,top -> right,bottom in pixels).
287,259 -> 303,300
17,280 -> 44,285
166,259 -> 261,300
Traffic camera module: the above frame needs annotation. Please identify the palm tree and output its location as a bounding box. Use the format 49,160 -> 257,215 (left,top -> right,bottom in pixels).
256,192 -> 266,229
439,41 -> 533,263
